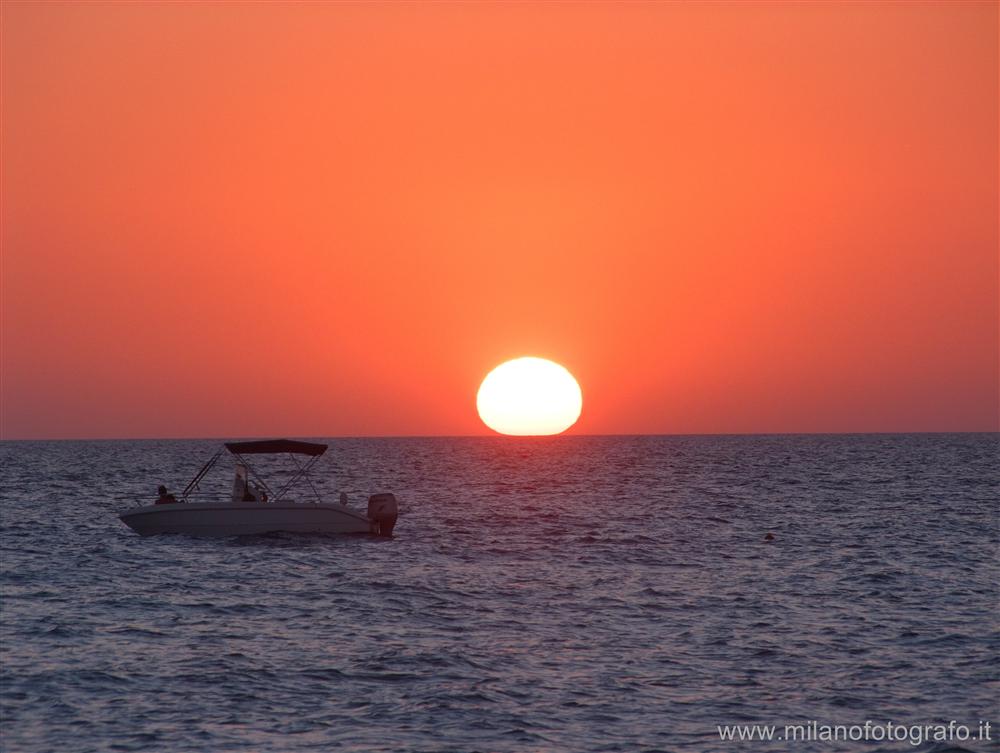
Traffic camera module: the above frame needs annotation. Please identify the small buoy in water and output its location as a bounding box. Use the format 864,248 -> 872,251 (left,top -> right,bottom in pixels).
764,532 -> 775,542
339,492 -> 348,506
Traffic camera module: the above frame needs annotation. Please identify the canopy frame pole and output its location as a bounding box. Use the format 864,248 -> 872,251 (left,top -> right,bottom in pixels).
288,453 -> 324,504
181,450 -> 223,501
274,453 -> 323,502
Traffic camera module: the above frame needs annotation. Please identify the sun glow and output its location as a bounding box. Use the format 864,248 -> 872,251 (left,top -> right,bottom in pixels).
476,357 -> 582,436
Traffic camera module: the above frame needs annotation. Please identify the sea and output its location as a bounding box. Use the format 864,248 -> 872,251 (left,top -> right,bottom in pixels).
0,434 -> 997,753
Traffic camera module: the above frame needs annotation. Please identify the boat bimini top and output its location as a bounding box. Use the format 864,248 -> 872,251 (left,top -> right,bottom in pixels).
181,439 -> 329,504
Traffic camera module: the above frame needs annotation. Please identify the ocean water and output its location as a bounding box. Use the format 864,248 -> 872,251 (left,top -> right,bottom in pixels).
0,434 -> 997,753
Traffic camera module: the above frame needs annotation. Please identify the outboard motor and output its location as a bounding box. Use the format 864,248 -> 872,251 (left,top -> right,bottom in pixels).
368,493 -> 398,537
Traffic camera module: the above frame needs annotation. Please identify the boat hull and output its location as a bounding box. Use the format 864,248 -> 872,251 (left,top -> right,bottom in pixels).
118,502 -> 372,537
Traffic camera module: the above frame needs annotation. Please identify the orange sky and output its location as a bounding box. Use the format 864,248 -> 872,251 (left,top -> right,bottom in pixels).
2,1 -> 997,439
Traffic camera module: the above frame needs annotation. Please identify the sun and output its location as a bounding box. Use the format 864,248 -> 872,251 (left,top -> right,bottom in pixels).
477,357 -> 582,436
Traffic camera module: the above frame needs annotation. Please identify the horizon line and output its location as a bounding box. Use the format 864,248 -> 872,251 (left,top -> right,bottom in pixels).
1,429 -> 997,442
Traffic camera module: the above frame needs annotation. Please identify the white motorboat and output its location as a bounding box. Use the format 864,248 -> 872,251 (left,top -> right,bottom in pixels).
118,440 -> 398,537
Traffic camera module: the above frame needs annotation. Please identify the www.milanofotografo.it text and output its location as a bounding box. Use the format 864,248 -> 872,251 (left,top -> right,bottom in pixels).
717,720 -> 993,746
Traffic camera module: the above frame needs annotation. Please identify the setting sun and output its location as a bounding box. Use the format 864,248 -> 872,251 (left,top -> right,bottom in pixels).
477,357 -> 583,436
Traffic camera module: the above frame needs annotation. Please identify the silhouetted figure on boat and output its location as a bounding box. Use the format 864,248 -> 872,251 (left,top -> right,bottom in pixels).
156,485 -> 178,505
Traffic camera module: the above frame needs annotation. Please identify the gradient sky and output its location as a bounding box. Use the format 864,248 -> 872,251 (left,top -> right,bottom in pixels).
2,1 -> 997,439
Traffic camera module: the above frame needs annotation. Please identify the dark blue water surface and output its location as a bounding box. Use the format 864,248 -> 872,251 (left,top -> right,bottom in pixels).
1,435 -> 998,752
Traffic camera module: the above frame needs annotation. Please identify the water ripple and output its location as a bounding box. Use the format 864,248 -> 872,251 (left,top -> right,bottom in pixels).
1,435 -> 997,752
